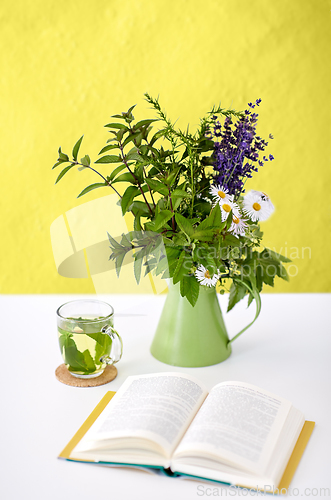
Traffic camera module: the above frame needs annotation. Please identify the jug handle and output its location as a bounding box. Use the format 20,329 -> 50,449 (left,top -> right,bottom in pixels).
228,278 -> 261,344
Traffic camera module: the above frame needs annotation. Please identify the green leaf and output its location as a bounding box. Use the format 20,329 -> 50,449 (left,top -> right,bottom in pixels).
207,204 -> 224,227
197,138 -> 214,152
58,147 -> 69,161
193,229 -> 215,241
52,160 -> 65,169
81,155 -> 91,167
119,234 -> 130,249
55,164 -> 74,184
133,213 -> 142,231
173,251 -> 193,284
220,234 -> 241,247
133,250 -> 143,284
164,167 -> 180,186
251,253 -> 290,285
121,186 -> 140,215
122,131 -> 141,148
125,147 -> 142,162
154,255 -> 169,276
162,247 -> 182,278
111,114 -> 126,120
172,250 -> 186,284
107,232 -> 122,250
135,119 -> 158,129
180,275 -> 200,307
227,281 -> 247,312
104,122 -> 129,130
82,349 -> 97,372
126,104 -> 136,114
196,207 -> 224,231
150,129 -> 167,145
153,210 -> 174,231
58,329 -> 73,351
172,233 -> 187,246
111,172 -> 137,184
115,249 -> 127,278
72,135 -> 84,161
261,269 -> 275,287
172,197 -> 183,211
86,332 -> 112,364
59,332 -> 96,373
277,262 -> 290,281
145,178 -> 169,196
116,128 -> 127,142
262,248 -> 291,263
144,257 -> 157,276
108,164 -> 126,181
255,263 -> 263,292
132,200 -> 151,215
226,212 -> 235,231
133,245 -> 152,283
175,213 -> 194,238
171,189 -> 187,198
98,144 -> 119,155
134,164 -> 144,183
95,155 -> 121,164
77,182 -> 107,198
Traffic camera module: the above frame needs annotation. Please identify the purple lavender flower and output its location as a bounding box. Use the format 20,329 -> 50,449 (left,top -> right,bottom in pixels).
211,100 -> 273,196
213,121 -> 222,137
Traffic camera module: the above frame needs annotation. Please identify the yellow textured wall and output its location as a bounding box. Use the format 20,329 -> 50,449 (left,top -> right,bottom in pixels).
1,0 -> 330,294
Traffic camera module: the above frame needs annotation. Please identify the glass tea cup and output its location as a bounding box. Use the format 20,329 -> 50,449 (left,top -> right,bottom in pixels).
56,299 -> 123,379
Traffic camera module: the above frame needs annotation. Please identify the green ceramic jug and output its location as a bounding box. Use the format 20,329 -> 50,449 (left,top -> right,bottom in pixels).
150,280 -> 261,367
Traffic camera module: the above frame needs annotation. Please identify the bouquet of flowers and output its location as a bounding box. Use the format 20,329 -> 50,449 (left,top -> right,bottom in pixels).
53,94 -> 289,309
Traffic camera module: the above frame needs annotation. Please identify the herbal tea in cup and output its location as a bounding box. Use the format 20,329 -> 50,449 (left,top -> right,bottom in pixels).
56,299 -> 123,378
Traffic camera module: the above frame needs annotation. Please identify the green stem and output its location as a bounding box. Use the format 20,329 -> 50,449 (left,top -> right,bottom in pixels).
118,142 -> 154,216
74,162 -> 122,198
168,186 -> 175,231
143,166 -> 156,208
128,123 -> 156,209
189,147 -> 195,218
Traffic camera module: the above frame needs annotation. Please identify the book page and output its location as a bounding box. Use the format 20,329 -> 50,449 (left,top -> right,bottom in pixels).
74,372 -> 208,458
173,381 -> 292,475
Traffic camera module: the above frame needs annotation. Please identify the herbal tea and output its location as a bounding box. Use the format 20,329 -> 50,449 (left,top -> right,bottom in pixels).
56,300 -> 122,379
58,316 -> 113,376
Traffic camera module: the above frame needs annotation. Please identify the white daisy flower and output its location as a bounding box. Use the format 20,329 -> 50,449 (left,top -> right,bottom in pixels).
210,184 -> 231,205
195,265 -> 220,287
219,199 -> 240,221
243,190 -> 274,222
229,214 -> 248,238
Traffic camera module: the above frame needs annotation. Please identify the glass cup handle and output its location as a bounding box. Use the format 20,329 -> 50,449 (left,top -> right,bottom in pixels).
100,326 -> 123,365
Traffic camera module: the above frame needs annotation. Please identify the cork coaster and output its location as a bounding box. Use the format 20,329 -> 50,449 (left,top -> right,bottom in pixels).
55,364 -> 117,387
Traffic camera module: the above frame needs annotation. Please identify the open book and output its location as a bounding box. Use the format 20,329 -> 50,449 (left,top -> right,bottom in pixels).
59,372 -> 314,492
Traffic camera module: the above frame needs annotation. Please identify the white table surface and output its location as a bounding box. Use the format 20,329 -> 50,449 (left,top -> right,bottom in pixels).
1,293 -> 330,499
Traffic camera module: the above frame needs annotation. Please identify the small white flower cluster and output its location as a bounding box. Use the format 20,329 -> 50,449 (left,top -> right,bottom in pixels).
194,186 -> 275,287
242,190 -> 275,222
195,265 -> 220,287
210,184 -> 274,232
